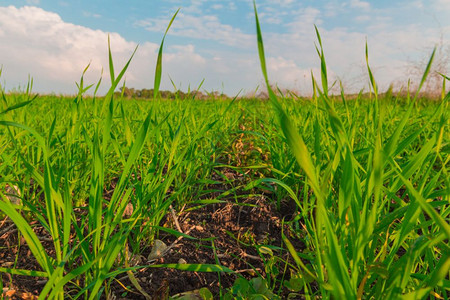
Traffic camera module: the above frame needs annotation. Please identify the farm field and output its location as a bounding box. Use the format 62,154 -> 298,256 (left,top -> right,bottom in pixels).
1,5 -> 449,300
1,90 -> 448,299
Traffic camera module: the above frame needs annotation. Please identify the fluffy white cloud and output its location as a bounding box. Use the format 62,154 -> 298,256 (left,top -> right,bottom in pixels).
0,6 -> 144,93
285,7 -> 322,31
349,0 -> 371,10
211,4 -> 223,10
136,13 -> 254,48
267,0 -> 295,6
355,15 -> 370,22
432,0 -> 450,11
0,3 -> 448,97
258,1 -> 450,94
0,5 -> 253,95
263,23 -> 448,94
266,56 -> 321,94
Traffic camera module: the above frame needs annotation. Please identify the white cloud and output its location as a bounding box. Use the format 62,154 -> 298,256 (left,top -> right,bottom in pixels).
411,0 -> 424,9
0,6 -> 136,92
286,7 -> 322,31
257,8 -> 449,94
0,6 -> 215,94
211,4 -> 223,10
433,0 -> 450,10
266,56 -> 320,94
350,0 -> 371,10
323,2 -> 346,17
0,2 -> 448,97
355,15 -> 370,22
0,5 -> 262,96
267,0 -> 295,6
180,0 -> 207,14
136,13 -> 254,48
82,11 -> 101,18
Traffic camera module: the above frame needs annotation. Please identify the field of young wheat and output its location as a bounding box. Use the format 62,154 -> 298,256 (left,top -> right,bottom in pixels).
0,3 -> 449,300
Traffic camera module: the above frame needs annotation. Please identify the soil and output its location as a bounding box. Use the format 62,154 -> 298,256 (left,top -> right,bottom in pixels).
0,169 -> 304,299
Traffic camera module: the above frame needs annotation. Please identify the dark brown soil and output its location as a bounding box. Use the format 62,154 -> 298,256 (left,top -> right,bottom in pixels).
117,195 -> 301,299
1,168 -> 304,299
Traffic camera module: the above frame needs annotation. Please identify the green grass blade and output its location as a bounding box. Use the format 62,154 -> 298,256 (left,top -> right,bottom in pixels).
365,40 -> 378,97
0,98 -> 35,115
0,197 -> 53,275
413,47 -> 436,99
149,263 -> 233,273
253,1 -> 321,197
398,174 -> 450,239
108,35 -> 115,85
315,25 -> 328,95
154,8 -> 180,100
0,267 -> 48,278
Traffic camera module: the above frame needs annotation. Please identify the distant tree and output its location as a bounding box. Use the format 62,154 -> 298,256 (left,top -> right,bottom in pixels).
115,87 -> 229,100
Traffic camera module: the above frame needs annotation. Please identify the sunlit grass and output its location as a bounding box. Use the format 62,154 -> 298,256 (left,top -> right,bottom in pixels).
253,1 -> 449,299
0,2 -> 448,299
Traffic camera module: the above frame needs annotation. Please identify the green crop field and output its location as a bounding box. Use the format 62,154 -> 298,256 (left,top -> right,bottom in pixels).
0,3 -> 449,300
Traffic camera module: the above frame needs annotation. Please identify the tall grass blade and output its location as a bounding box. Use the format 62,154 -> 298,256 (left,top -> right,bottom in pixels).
154,8 -> 180,100
253,0 -> 321,197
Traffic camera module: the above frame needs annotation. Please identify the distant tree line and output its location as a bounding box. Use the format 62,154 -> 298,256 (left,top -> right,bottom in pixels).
115,87 -> 230,100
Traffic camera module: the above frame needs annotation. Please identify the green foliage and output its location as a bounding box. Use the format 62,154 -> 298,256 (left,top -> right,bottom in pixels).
253,1 -> 449,299
223,277 -> 281,300
0,2 -> 448,299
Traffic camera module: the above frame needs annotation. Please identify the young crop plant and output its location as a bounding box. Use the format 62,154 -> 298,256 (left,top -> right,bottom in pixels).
0,6 -> 244,297
0,2 -> 448,299
0,39 -> 143,299
253,1 -> 449,299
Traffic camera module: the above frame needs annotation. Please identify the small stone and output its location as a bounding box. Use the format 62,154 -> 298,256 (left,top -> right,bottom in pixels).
178,258 -> 187,264
5,185 -> 21,205
148,239 -> 168,261
194,225 -> 204,232
122,203 -> 134,217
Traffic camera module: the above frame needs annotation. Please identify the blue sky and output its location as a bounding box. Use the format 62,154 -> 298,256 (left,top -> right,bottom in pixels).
0,0 -> 449,96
